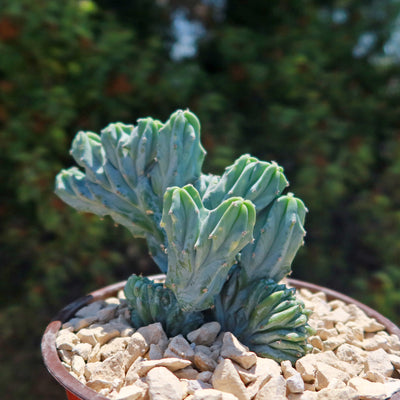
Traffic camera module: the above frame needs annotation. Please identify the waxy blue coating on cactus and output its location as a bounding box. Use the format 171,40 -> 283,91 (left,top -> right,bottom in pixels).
240,193 -> 307,283
214,270 -> 313,364
124,274 -> 204,336
55,110 -> 206,272
161,184 -> 256,312
202,154 -> 288,212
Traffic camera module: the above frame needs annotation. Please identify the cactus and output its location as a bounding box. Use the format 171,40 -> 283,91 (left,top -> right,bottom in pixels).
124,274 -> 204,336
214,269 -> 313,364
161,184 -> 256,312
56,109 -> 313,363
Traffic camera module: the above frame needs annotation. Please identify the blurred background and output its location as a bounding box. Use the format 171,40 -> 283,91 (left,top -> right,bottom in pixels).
1,0 -> 400,398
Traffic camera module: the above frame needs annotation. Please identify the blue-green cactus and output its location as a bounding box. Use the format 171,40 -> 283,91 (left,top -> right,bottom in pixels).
214,269 -> 313,364
56,109 -> 313,364
161,184 -> 256,312
124,274 -> 204,336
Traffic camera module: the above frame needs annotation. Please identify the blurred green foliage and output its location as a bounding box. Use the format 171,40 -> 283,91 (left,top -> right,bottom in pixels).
1,0 -> 400,398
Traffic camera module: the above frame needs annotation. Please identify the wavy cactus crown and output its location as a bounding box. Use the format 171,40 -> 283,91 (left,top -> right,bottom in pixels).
55,109 -> 312,363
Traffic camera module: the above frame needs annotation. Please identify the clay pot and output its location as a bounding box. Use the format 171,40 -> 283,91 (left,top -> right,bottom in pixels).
41,277 -> 400,400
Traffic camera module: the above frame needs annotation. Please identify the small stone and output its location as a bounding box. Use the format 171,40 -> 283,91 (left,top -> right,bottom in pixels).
56,329 -> 79,350
232,362 -> 257,385
71,355 -> 86,377
389,353 -> 400,370
325,308 -> 351,325
126,332 -> 149,368
288,392 -> 318,400
197,371 -> 213,382
212,358 -> 250,400
174,366 -> 199,380
287,373 -> 305,394
146,367 -> 186,400
92,323 -> 121,345
109,316 -> 135,337
183,379 -> 212,394
72,342 -> 93,361
309,336 -> 324,351
135,357 -> 192,377
326,378 -> 346,390
164,335 -> 195,361
316,387 -> 359,400
58,349 -> 73,364
97,304 -> 118,323
63,317 -> 98,331
220,332 -> 257,370
148,344 -> 163,360
105,296 -> 120,305
365,371 -> 387,383
363,334 -> 391,352
115,383 -> 146,400
88,343 -> 101,363
366,348 -> 394,377
187,322 -> 221,346
348,377 -> 388,400
137,323 -> 168,349
100,337 -> 129,361
281,360 -> 299,378
346,304 -> 385,333
315,362 -> 350,390
328,300 -> 346,310
194,348 -> 217,372
335,343 -> 366,375
76,301 -> 104,318
77,328 -> 98,346
254,375 -> 286,400
296,356 -> 317,383
315,328 -> 338,341
246,357 -> 282,399
322,334 -> 346,352
85,351 -> 125,384
192,389 -> 238,400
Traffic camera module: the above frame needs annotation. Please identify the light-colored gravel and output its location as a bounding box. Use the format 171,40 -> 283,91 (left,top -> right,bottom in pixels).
56,288 -> 400,400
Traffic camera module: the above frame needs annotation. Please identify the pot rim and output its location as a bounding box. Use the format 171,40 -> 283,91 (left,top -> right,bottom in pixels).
41,277 -> 400,400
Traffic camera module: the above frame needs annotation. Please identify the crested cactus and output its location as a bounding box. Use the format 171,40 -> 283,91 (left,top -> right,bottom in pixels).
124,274 -> 204,336
56,109 -> 313,363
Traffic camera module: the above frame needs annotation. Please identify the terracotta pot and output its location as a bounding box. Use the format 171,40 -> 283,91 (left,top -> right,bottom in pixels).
42,277 -> 400,400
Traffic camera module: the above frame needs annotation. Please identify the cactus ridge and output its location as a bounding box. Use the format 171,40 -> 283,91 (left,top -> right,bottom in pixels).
161,185 -> 256,312
124,274 -> 204,336
213,270 -> 313,364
